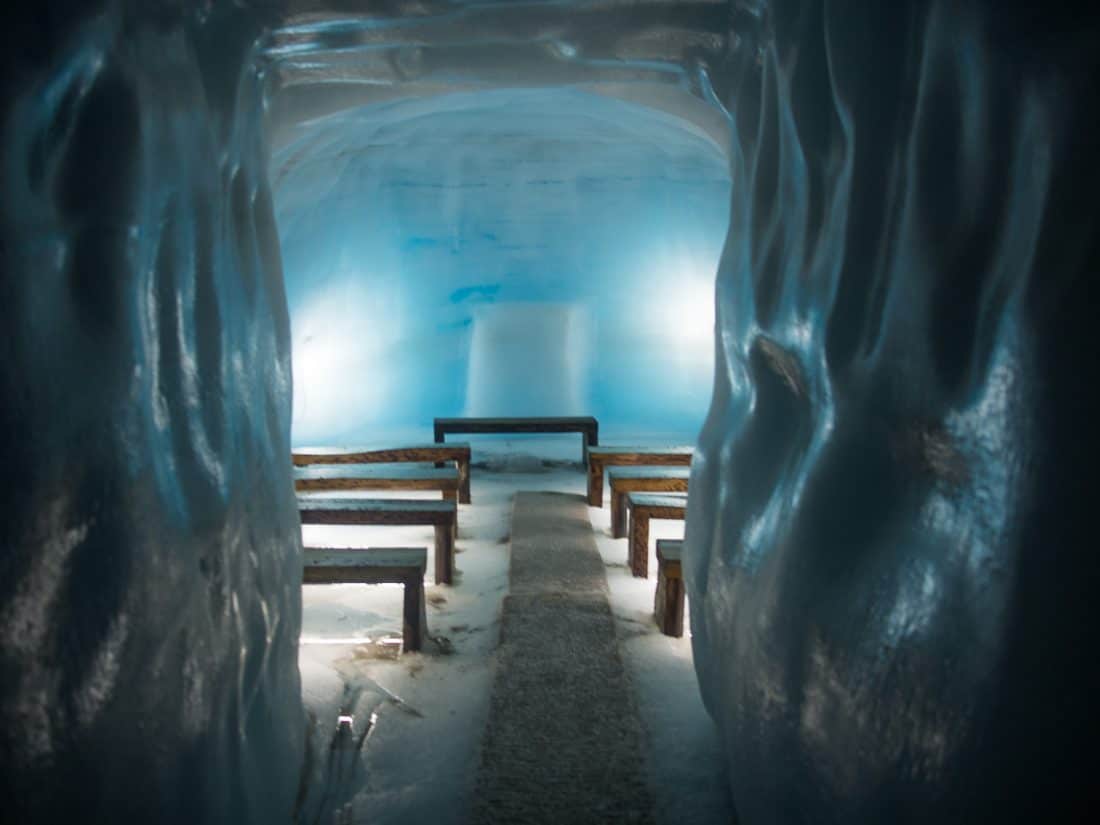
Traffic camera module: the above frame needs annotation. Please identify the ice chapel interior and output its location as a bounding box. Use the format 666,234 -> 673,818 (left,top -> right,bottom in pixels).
2,2 -> 1097,823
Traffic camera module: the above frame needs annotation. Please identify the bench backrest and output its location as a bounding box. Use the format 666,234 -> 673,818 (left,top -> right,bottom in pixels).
588,446 -> 693,460
292,444 -> 471,466
435,416 -> 596,427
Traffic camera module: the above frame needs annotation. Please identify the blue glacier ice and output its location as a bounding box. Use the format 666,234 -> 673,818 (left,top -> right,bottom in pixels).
0,4 -> 303,822
2,1 -> 1098,823
684,4 -> 1100,823
271,87 -> 730,445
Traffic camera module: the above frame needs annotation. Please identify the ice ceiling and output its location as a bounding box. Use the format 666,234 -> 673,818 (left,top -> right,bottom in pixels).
263,3 -> 736,443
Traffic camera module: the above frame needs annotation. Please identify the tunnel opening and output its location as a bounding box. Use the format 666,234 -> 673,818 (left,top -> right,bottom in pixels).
267,84 -> 732,449
262,23 -> 738,819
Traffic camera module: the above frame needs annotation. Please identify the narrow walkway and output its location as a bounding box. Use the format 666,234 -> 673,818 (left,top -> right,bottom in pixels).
472,492 -> 656,824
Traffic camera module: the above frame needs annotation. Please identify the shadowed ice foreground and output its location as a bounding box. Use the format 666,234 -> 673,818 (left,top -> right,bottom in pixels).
2,1 -> 1098,823
686,4 -> 1100,822
0,3 -> 304,822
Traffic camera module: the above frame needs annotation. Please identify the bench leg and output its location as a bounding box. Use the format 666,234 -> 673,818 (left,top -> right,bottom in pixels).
443,488 -> 459,503
655,566 -> 685,637
402,575 -> 427,652
611,490 -> 629,539
585,423 -> 598,465
629,511 -> 650,578
458,459 -> 471,504
434,523 -> 455,585
587,459 -> 603,507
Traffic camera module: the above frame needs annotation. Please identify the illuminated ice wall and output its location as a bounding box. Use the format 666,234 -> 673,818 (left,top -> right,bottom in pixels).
271,88 -> 730,444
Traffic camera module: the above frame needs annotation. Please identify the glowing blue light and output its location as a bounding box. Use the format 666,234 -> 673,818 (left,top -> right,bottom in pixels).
273,87 -> 731,445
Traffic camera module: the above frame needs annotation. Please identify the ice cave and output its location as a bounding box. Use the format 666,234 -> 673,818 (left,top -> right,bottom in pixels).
2,2 -> 1097,824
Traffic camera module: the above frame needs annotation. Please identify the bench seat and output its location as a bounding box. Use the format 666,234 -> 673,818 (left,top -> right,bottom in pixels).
434,416 -> 598,462
586,446 -> 693,506
626,493 -> 688,578
298,497 -> 458,585
608,467 -> 690,538
302,546 -> 428,652
295,464 -> 461,501
654,540 -> 685,637
293,444 -> 472,503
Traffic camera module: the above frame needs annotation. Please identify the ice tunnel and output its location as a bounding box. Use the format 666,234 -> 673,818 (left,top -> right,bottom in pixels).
2,1 -> 1099,824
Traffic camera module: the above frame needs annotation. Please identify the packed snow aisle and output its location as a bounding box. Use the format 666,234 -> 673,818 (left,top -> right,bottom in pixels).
296,439 -> 730,823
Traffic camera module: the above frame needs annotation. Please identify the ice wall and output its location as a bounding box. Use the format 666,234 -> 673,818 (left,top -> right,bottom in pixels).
271,87 -> 730,444
685,2 -> 1100,822
0,3 -> 304,822
465,303 -> 589,417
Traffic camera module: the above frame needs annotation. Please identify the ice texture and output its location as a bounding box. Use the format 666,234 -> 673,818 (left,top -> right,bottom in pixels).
685,3 -> 1100,822
270,87 -> 730,444
5,1 -> 1099,823
0,4 -> 303,822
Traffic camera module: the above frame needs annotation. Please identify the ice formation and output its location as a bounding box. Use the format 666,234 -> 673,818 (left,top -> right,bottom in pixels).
684,3 -> 1100,822
3,1 -> 1098,823
0,4 -> 303,822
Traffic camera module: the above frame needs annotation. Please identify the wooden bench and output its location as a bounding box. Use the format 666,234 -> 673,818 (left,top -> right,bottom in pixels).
654,539 -> 685,637
586,446 -> 693,507
302,546 -> 428,652
626,493 -> 687,578
434,416 -> 598,462
298,498 -> 458,585
608,467 -> 690,538
293,444 -> 473,504
295,464 -> 461,502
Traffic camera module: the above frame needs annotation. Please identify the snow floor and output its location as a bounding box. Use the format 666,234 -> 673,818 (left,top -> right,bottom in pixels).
296,435 -> 732,824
